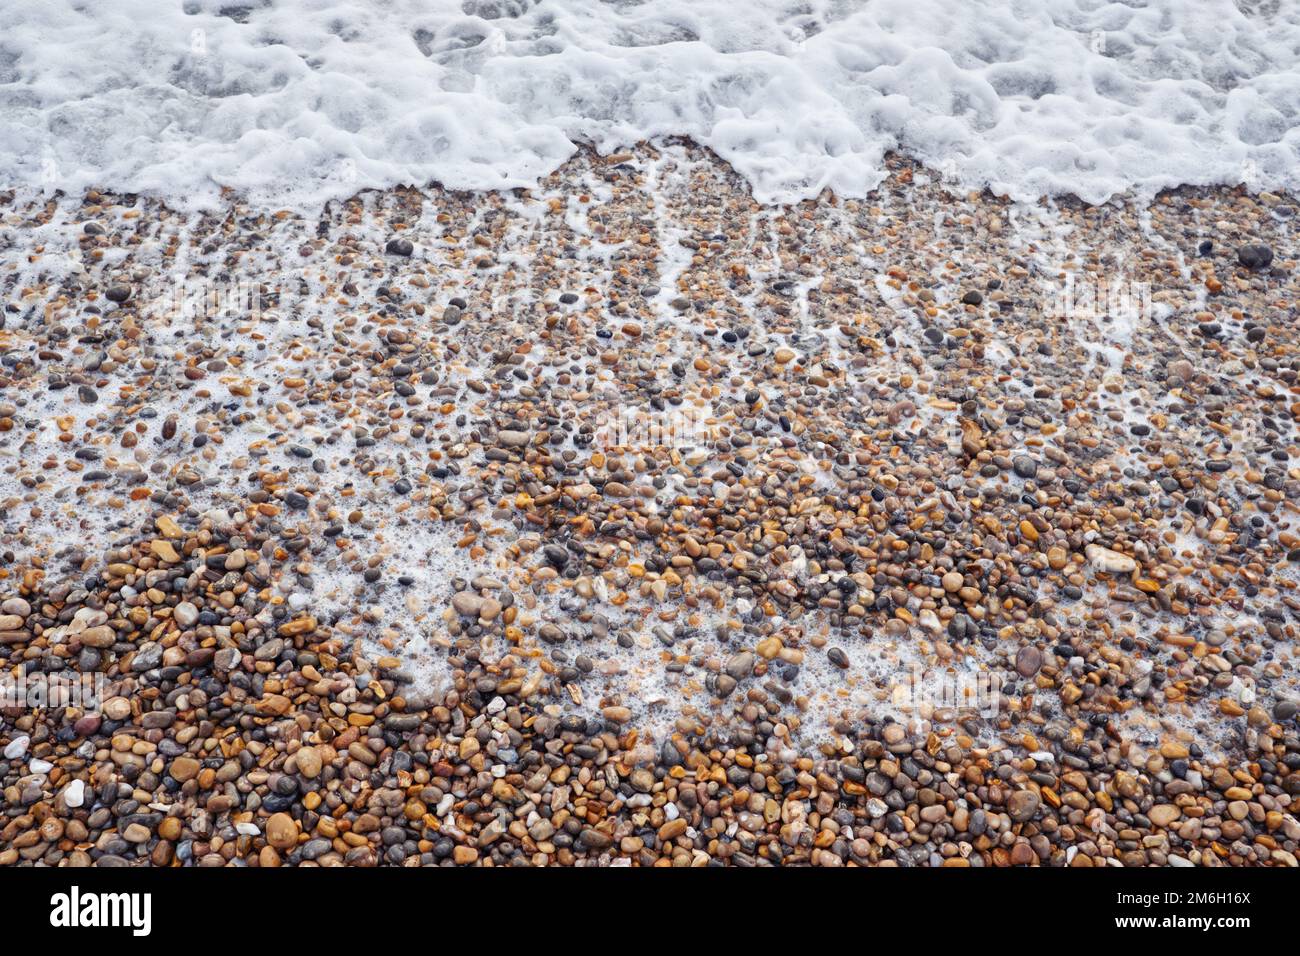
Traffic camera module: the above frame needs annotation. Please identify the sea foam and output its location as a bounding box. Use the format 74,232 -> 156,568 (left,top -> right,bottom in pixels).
2,0 -> 1299,208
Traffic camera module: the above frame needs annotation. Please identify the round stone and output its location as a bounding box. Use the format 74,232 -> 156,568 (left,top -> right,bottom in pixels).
295,746 -> 323,779
266,812 -> 298,850
1015,645 -> 1042,678
1237,243 -> 1273,270
173,601 -> 199,627
1007,790 -> 1040,822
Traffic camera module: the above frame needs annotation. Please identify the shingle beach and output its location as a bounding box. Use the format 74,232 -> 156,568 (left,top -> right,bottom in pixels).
2,142 -> 1298,866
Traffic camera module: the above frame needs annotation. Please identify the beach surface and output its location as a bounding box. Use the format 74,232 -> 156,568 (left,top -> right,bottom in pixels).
1,142 -> 1299,866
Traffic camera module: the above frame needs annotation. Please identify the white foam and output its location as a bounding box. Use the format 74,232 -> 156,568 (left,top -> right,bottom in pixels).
3,0 -> 1298,211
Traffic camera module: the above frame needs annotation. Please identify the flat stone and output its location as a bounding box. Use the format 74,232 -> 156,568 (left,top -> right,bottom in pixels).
1085,544 -> 1137,574
451,591 -> 484,616
497,429 -> 531,447
1149,804 -> 1181,827
169,756 -> 201,782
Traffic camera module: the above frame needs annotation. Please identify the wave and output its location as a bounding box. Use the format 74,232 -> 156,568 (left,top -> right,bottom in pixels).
2,0 -> 1298,209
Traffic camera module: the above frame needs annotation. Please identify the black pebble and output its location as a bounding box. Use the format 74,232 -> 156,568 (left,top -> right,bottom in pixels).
1237,243 -> 1273,270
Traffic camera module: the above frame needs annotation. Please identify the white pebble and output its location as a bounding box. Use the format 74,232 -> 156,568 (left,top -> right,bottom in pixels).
173,601 -> 199,627
1085,543 -> 1137,574
64,779 -> 86,808
3,735 -> 29,760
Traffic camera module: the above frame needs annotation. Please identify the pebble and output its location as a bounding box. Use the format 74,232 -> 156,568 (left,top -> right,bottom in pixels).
1015,645 -> 1042,678
1085,544 -> 1137,574
266,812 -> 298,850
1237,242 -> 1273,270
1007,790 -> 1040,822
169,757 -> 200,782
1148,804 -> 1181,827
451,591 -> 484,616
173,601 -> 199,627
725,652 -> 755,681
295,747 -> 323,779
